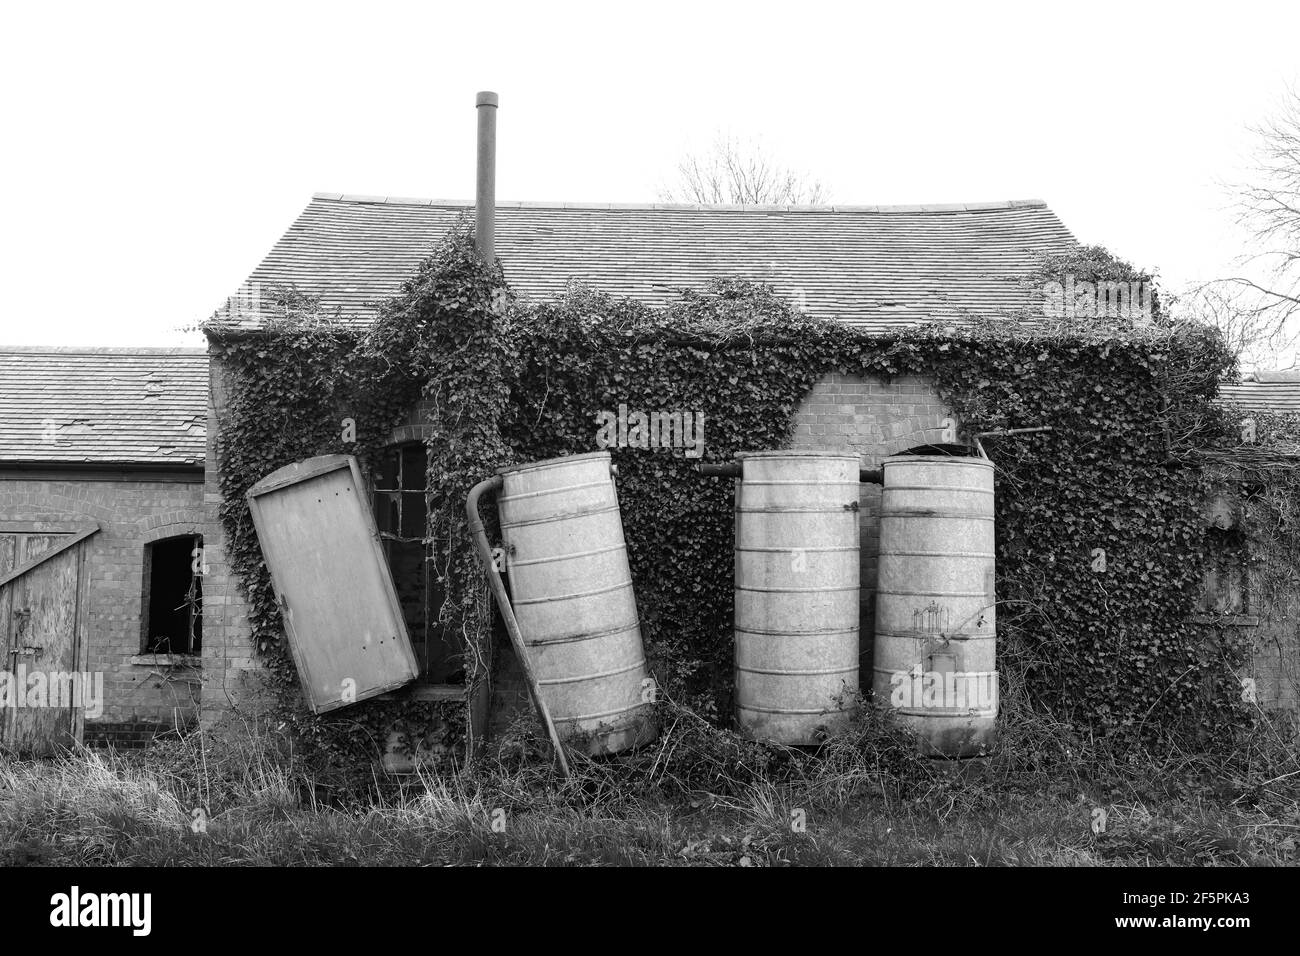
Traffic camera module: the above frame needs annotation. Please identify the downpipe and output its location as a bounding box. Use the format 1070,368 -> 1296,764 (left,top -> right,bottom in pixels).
466,475 -> 573,782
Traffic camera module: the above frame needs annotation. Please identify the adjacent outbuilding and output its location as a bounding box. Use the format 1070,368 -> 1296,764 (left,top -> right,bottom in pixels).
0,347 -> 207,751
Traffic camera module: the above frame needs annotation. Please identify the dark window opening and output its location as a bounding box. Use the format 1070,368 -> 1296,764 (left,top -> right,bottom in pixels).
142,535 -> 202,654
373,443 -> 463,684
1200,527 -> 1248,616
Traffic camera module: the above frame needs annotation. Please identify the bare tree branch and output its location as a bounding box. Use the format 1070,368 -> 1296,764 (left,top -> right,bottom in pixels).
1203,85 -> 1300,359
1179,282 -> 1299,372
659,133 -> 828,205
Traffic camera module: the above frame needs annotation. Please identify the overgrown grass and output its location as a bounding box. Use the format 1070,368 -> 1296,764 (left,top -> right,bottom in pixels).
2,701 -> 1297,866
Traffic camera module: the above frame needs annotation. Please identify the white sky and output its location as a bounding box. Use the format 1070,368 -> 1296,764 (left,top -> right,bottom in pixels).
1,0 -> 1297,352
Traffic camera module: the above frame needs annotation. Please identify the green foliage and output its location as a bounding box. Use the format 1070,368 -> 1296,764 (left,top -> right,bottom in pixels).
1209,406 -> 1300,635
367,219 -> 517,751
206,226 -> 1249,770
503,297 -> 1245,747
1027,243 -> 1166,325
8,736 -> 1297,866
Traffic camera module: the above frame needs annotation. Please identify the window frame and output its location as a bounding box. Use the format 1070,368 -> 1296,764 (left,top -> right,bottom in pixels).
371,442 -> 466,692
139,533 -> 203,656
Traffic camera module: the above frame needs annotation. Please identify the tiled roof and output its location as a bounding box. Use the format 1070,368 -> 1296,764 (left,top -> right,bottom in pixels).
1220,371 -> 1300,415
220,195 -> 1079,332
0,348 -> 208,467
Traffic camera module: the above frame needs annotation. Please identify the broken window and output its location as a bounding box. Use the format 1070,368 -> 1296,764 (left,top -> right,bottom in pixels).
373,444 -> 462,684
1201,559 -> 1246,615
1200,527 -> 1248,616
142,534 -> 202,654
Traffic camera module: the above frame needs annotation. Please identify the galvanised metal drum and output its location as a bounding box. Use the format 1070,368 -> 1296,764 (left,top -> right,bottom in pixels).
496,451 -> 656,756
734,451 -> 860,744
872,452 -> 997,757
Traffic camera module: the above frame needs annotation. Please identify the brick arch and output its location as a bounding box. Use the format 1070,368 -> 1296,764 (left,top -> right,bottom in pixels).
0,489 -> 116,525
787,370 -> 960,667
0,490 -> 204,538
385,397 -> 438,447
788,372 -> 957,465
879,418 -> 959,460
387,424 -> 435,445
140,521 -> 205,545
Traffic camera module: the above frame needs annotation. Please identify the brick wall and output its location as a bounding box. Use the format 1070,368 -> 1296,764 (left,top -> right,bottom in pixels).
0,476 -> 205,746
199,353 -> 270,725
83,720 -> 176,749
1250,620 -> 1299,713
1244,557 -> 1300,714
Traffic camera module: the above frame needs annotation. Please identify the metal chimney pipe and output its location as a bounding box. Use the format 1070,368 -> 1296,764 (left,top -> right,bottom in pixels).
475,91 -> 498,262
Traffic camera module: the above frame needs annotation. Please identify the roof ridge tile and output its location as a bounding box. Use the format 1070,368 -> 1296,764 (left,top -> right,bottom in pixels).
308,194 -> 1050,214
0,346 -> 207,356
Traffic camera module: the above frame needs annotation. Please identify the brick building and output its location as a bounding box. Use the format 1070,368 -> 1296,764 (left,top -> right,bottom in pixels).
201,195 -> 1080,740
1220,368 -> 1300,415
0,348 -> 208,750
1216,370 -> 1300,712
8,198 -> 1291,758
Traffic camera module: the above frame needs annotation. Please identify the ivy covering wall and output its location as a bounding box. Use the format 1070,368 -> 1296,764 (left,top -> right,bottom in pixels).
206,222 -> 1248,771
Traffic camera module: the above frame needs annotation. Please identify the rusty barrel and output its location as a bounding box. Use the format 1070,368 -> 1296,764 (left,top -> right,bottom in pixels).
734,451 -> 860,744
872,453 -> 997,757
497,451 -> 656,756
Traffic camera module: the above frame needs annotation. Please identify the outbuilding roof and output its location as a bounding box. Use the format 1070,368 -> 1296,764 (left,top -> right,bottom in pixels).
1219,370 -> 1300,416
219,194 -> 1079,333
0,348 -> 208,467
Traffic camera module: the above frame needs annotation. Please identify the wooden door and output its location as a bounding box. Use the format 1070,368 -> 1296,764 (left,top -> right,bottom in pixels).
0,525 -> 94,753
247,455 -> 418,713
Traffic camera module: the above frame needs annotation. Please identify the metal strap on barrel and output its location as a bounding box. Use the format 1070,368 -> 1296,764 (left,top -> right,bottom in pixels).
496,478 -> 613,504
883,485 -> 993,494
872,630 -> 994,642
737,664 -> 858,677
499,501 -> 621,529
537,657 -> 649,686
889,706 -> 997,718
735,625 -> 860,636
526,619 -> 641,647
741,480 -> 863,487
735,583 -> 858,594
735,545 -> 859,554
879,510 -> 994,520
882,549 -> 995,558
506,542 -> 626,568
549,700 -> 652,724
737,703 -> 854,716
735,506 -> 859,514
511,577 -> 634,605
875,588 -> 990,598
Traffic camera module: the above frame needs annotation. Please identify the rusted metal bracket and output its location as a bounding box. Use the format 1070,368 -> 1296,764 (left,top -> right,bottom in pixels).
971,425 -> 1053,459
